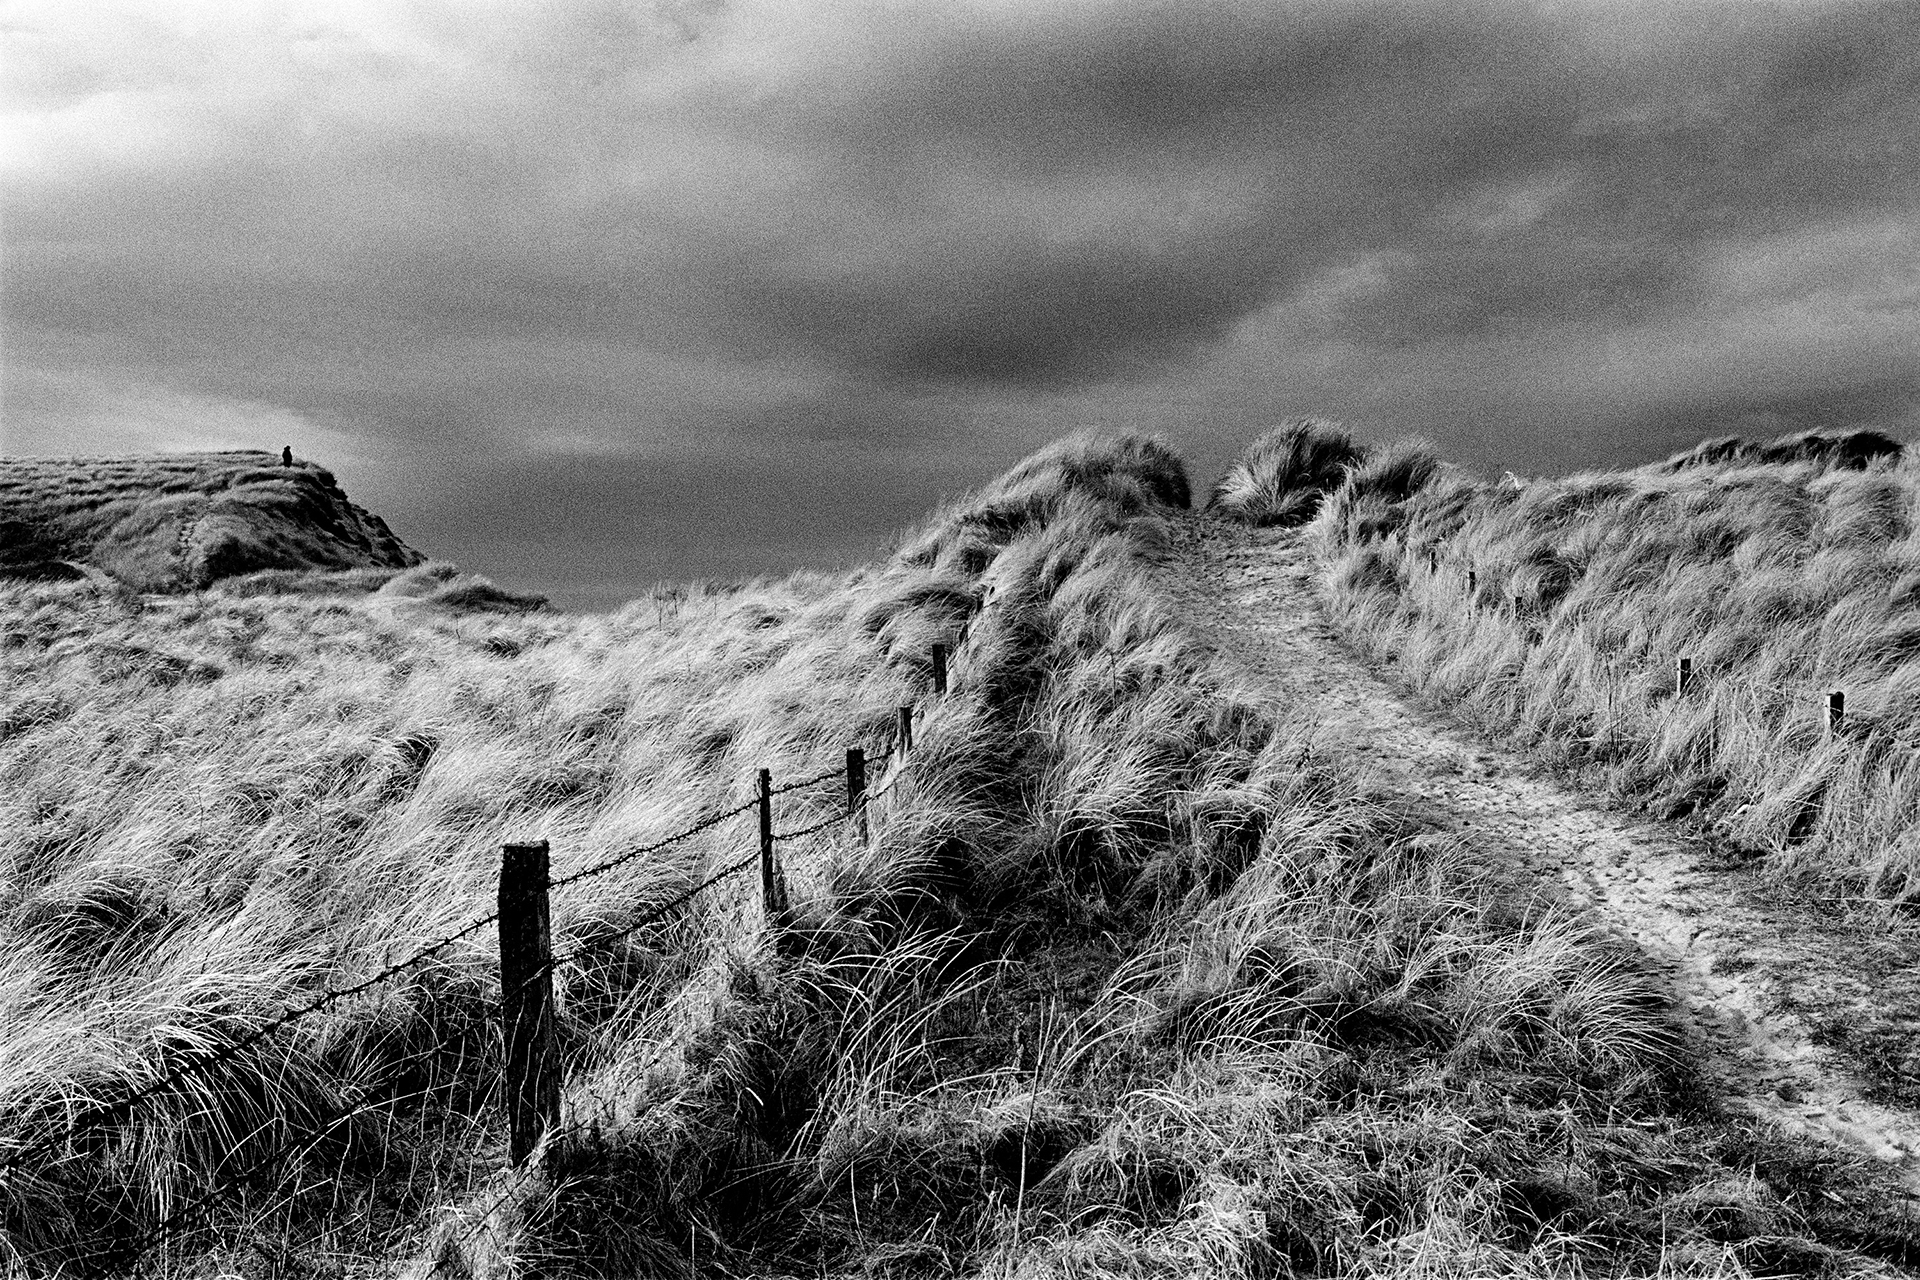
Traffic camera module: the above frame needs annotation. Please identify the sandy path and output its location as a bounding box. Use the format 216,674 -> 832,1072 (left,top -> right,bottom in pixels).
1164,518 -> 1920,1200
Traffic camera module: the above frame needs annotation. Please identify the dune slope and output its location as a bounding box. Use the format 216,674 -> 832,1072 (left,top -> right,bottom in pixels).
2,435 -> 1912,1277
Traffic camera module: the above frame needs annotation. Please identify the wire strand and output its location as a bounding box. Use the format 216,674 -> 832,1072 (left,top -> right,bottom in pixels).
773,812 -> 848,842
0,908 -> 502,1175
547,798 -> 758,892
768,763 -> 850,797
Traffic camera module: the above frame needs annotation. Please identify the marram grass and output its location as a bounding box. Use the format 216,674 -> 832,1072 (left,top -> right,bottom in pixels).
0,431 -> 1904,1275
1283,426 -> 1920,904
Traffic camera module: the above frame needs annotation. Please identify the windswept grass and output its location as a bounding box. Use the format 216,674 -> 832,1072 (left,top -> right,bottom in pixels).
1226,425 -> 1920,906
1205,420 -> 1363,527
1,431 -> 1902,1275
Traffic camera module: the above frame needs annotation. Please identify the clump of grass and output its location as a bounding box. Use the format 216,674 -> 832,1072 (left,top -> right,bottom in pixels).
213,565 -> 408,597
1206,419 -> 1365,527
1321,436 -> 1446,543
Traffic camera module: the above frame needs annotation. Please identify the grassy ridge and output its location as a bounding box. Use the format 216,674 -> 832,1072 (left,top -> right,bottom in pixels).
0,453 -> 425,591
1262,423 -> 1920,905
0,521 -> 928,1265
1,434 -> 1905,1275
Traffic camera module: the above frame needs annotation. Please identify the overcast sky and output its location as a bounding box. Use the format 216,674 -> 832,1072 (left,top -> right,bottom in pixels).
5,0 -> 1917,610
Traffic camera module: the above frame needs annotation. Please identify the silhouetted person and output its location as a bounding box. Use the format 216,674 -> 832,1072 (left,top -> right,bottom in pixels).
282,445 -> 293,466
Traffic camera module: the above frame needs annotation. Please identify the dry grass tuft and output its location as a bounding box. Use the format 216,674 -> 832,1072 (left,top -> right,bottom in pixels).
1206,420 -> 1364,527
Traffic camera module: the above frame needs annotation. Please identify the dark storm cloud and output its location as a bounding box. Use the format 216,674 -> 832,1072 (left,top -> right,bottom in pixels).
659,0 -> 1918,393
705,2 -> 1583,385
4,0 -> 1917,606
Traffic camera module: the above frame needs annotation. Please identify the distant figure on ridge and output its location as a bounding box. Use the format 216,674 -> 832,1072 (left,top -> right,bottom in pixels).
282,445 -> 293,466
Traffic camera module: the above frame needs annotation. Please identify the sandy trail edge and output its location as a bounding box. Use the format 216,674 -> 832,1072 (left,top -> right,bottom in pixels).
1161,517 -> 1920,1199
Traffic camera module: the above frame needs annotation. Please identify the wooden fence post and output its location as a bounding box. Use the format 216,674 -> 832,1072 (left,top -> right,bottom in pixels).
1828,691 -> 1845,737
499,841 -> 559,1167
897,705 -> 913,758
847,747 -> 868,842
931,643 -> 949,695
1676,657 -> 1693,695
757,768 -> 783,922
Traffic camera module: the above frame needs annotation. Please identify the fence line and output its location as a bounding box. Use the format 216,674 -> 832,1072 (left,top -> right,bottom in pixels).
26,646 -> 957,1274
1575,653 -> 1920,764
1,799 -> 771,1180
0,908 -> 505,1179
10,746 -> 905,1174
91,834 -> 816,1272
1415,557 -> 1920,766
545,797 -> 761,893
417,746 -> 927,1269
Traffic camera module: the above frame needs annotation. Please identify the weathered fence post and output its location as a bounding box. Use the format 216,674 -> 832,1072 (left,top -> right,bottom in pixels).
1828,691 -> 1845,737
847,747 -> 868,842
498,841 -> 559,1167
1676,657 -> 1694,695
757,768 -> 783,922
897,705 -> 913,758
931,643 -> 949,695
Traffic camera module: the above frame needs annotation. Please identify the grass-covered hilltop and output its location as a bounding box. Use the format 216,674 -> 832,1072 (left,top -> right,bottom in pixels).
1,434 -> 1915,1277
1233,420 -> 1920,904
0,453 -> 425,593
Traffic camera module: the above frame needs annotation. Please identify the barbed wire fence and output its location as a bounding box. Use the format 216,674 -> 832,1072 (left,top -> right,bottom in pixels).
6,643 -> 957,1277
